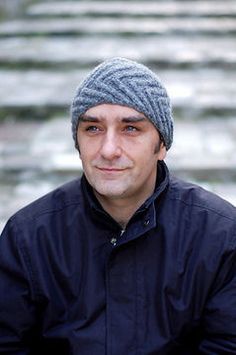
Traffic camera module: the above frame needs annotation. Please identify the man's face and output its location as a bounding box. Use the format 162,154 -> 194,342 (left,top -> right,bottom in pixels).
77,104 -> 166,204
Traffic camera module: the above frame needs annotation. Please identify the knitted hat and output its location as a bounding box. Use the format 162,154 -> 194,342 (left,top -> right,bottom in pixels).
71,57 -> 173,150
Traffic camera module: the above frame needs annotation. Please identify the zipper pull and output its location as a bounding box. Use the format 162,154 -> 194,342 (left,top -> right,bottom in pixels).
110,229 -> 125,247
110,237 -> 117,246
120,229 -> 125,237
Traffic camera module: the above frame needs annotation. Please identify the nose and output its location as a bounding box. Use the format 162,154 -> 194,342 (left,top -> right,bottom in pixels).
100,131 -> 122,160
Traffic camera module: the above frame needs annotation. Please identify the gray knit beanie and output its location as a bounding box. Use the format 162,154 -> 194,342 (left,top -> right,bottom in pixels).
71,57 -> 173,150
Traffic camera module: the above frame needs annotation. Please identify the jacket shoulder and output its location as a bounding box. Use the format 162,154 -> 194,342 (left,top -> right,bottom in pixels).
169,175 -> 236,221
9,178 -> 83,224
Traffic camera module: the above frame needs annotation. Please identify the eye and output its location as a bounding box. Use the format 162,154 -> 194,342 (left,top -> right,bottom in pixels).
125,125 -> 139,132
123,125 -> 141,135
85,125 -> 100,132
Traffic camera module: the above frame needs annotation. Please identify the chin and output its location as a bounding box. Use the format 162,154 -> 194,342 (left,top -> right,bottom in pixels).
94,186 -> 127,199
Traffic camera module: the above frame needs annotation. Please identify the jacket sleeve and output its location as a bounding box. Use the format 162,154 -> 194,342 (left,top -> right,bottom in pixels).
0,217 -> 38,354
199,236 -> 236,354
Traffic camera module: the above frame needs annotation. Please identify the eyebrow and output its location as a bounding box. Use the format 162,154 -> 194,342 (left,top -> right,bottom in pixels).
79,115 -> 99,122
79,115 -> 147,123
122,116 -> 147,123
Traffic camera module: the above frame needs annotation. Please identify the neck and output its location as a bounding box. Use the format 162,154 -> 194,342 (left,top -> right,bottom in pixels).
95,196 -> 138,228
94,184 -> 156,228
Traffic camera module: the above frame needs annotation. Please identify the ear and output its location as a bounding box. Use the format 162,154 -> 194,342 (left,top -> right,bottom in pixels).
158,142 -> 167,161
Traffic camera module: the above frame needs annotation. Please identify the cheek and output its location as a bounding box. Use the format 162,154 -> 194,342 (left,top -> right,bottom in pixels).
77,134 -> 92,154
131,142 -> 158,159
79,144 -> 100,166
128,151 -> 158,176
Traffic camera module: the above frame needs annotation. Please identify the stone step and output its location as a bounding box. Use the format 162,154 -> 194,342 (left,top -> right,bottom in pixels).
0,35 -> 236,69
26,1 -> 236,18
1,116 -> 236,233
0,68 -> 235,118
1,117 -> 236,177
1,170 -> 235,235
1,173 -> 236,235
167,118 -> 236,181
1,17 -> 236,37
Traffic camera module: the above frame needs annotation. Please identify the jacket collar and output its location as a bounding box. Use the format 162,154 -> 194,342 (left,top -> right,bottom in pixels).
81,160 -> 169,233
138,160 -> 169,212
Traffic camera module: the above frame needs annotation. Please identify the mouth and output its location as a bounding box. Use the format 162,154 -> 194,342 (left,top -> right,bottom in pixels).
97,167 -> 125,172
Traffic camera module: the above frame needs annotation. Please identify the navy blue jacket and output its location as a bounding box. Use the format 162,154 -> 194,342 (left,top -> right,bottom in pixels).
0,162 -> 236,354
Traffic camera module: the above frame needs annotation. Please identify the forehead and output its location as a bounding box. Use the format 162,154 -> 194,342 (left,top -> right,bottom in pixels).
83,103 -> 147,121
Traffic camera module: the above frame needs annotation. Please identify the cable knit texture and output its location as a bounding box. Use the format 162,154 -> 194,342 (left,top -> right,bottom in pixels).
71,57 -> 173,150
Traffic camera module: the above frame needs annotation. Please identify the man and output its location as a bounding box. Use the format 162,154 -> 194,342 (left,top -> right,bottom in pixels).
0,57 -> 235,354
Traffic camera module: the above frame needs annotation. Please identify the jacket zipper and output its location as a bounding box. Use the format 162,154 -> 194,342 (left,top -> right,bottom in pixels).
110,228 -> 125,246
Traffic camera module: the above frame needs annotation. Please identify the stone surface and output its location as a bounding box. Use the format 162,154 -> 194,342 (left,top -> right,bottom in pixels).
1,116 -> 236,176
0,35 -> 235,68
1,116 -> 236,233
2,177 -> 236,234
27,1 -> 236,17
0,0 -> 236,233
1,17 -> 236,36
0,69 -> 235,117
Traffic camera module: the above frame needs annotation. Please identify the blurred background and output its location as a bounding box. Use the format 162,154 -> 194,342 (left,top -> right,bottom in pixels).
0,0 -> 236,232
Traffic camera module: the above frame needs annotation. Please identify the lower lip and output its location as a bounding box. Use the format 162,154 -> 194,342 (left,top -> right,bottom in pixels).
98,168 -> 124,173
96,168 -> 127,176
